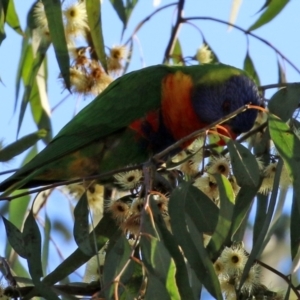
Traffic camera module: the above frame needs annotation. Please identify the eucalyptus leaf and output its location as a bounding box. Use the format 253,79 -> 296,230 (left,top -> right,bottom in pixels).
243,50 -> 260,86
103,235 -> 132,299
42,0 -> 70,89
206,174 -> 235,259
0,130 -> 47,162
248,0 -> 289,31
86,0 -> 107,71
23,210 -> 43,281
228,140 -> 260,187
73,192 -> 95,256
268,83 -> 300,122
6,0 -> 23,35
2,216 -> 27,258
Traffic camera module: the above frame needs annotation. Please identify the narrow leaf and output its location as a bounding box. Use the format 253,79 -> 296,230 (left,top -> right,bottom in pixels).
228,140 -> 260,187
2,216 -> 27,258
144,273 -> 171,300
15,29 -> 32,112
5,146 -> 37,260
290,192 -> 300,260
248,0 -> 289,31
185,183 -> 219,234
238,159 -> 282,290
109,0 -> 126,27
103,235 -> 132,299
17,40 -> 50,138
6,0 -> 23,35
86,0 -> 107,71
42,0 -> 70,89
169,183 -> 222,299
73,192 -> 95,256
243,50 -> 260,86
42,213 -> 51,275
42,213 -> 118,286
230,185 -> 259,240
268,114 -> 300,226
23,210 -> 43,281
109,0 -> 138,32
141,234 -> 180,300
206,174 -> 235,259
0,130 -> 47,162
0,0 -> 9,45
156,217 -> 195,300
228,0 -> 242,30
171,39 -> 183,65
268,83 -> 300,122
277,59 -> 287,84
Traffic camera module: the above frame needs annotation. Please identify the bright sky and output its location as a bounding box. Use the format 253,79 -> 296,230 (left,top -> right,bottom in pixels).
0,0 -> 299,290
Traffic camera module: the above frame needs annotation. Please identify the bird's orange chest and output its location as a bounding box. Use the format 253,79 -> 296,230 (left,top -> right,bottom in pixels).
161,72 -> 206,146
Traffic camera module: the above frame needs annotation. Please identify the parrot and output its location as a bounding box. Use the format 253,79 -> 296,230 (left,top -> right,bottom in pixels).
0,63 -> 260,194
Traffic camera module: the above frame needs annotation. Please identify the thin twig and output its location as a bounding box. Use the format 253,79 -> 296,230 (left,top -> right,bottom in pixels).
257,260 -> 300,298
163,0 -> 185,63
259,82 -> 291,90
0,164 -> 143,201
124,3 -> 177,46
183,16 -> 300,75
0,169 -> 19,176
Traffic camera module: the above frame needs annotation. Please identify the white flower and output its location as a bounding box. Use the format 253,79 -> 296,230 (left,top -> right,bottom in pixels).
114,169 -> 143,190
196,44 -> 213,64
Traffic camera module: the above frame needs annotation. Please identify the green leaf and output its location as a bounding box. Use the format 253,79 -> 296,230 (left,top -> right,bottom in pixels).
156,217 -> 195,300
86,0 -> 107,71
103,235 -> 134,299
253,193 -> 268,245
290,192 -> 300,260
73,192 -> 95,256
277,59 -> 287,84
109,0 -> 138,32
42,0 -> 70,89
5,146 -> 36,259
243,50 -> 260,86
17,39 -> 51,141
169,182 -> 222,299
23,210 -> 43,281
144,273 -> 171,300
268,114 -> 300,229
268,83 -> 300,122
248,0 -> 289,31
238,159 -> 282,290
42,212 -> 51,275
202,39 -> 219,63
0,130 -> 47,162
206,174 -> 235,259
228,140 -> 260,187
230,185 -> 259,240
6,0 -> 23,35
171,39 -> 183,65
110,0 -> 126,27
141,233 -> 180,300
185,183 -> 219,234
42,213 -> 119,286
2,216 -> 27,258
15,29 -> 32,112
268,114 -> 300,184
0,0 -> 9,45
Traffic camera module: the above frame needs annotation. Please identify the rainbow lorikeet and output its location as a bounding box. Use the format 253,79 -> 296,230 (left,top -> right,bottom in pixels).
0,64 -> 260,194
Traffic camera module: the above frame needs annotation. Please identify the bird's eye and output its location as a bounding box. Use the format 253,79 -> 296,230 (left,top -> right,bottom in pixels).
222,99 -> 231,113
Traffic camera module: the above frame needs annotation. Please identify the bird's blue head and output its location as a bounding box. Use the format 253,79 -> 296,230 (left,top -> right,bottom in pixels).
192,74 -> 261,138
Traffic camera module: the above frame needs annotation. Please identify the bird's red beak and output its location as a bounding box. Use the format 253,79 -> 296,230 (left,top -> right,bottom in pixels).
216,124 -> 238,145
